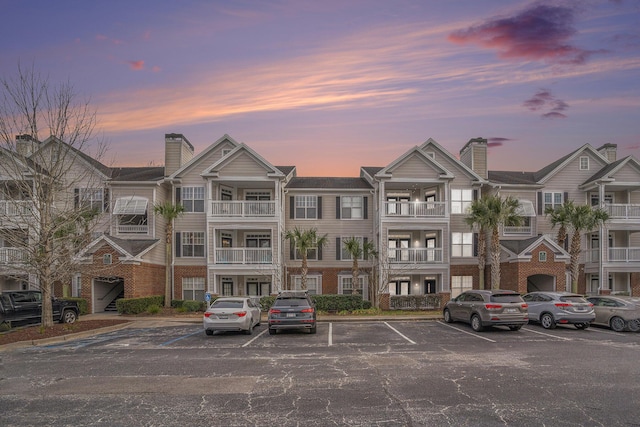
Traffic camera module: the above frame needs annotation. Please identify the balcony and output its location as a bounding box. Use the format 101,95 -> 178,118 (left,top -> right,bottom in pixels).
383,201 -> 446,218
609,247 -> 640,262
214,248 -> 273,264
210,201 -> 276,218
0,247 -> 27,264
0,200 -> 32,217
503,226 -> 532,236
605,204 -> 640,219
116,225 -> 149,234
388,248 -> 443,264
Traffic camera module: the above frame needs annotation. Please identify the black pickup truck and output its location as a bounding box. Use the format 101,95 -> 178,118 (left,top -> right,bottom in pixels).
0,290 -> 79,328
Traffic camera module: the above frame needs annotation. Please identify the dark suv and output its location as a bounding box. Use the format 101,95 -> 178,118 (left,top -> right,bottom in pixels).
268,291 -> 317,335
443,289 -> 529,331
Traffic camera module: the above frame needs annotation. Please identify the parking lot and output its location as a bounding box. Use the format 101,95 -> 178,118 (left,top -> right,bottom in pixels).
2,320 -> 639,426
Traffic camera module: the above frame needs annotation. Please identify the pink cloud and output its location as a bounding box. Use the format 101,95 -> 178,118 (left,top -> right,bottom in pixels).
151,65 -> 161,72
523,89 -> 569,119
128,60 -> 145,70
448,4 -> 602,65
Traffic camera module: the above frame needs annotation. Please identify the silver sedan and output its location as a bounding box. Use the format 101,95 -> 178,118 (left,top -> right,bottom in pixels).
586,295 -> 640,332
203,297 -> 261,335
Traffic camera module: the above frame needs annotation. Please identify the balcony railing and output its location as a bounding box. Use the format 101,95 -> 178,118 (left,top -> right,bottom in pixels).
605,203 -> 640,219
503,226 -> 532,235
116,225 -> 149,234
215,248 -> 273,264
388,248 -> 443,264
609,247 -> 640,262
0,247 -> 27,264
0,200 -> 32,217
383,201 -> 446,218
210,201 -> 276,218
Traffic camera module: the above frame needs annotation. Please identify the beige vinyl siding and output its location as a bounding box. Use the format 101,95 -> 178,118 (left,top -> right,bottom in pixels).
285,191 -> 373,268
543,154 -> 608,203
613,163 -> 640,181
218,152 -> 271,177
388,155 -> 443,179
423,146 -> 480,181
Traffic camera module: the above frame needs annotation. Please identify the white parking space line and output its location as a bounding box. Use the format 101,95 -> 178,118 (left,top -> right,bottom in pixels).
437,321 -> 497,342
242,329 -> 267,347
328,323 -> 333,346
522,327 -> 573,341
384,322 -> 416,344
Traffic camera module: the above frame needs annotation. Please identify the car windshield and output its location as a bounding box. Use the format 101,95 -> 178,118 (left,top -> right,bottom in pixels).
273,297 -> 309,307
490,294 -> 523,303
560,296 -> 588,303
211,300 -> 243,309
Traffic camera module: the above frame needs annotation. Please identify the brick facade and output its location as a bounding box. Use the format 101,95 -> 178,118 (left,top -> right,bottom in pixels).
174,265 -> 207,299
495,244 -> 567,294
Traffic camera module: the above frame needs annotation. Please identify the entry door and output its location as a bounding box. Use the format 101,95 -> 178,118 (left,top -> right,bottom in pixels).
389,238 -> 410,261
424,279 -> 436,294
387,196 -> 409,215
425,237 -> 436,262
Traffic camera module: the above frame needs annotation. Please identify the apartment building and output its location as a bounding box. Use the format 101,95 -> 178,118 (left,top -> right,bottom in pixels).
1,133 -> 638,313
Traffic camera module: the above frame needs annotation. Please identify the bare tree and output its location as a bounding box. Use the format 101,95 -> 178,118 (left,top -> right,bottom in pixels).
0,64 -> 104,327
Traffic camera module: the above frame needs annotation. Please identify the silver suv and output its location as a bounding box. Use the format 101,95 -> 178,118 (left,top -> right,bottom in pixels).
443,290 -> 528,331
523,292 -> 595,330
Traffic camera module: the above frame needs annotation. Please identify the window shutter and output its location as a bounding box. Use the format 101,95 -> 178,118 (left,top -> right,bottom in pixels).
74,188 -> 79,209
473,189 -> 478,201
563,192 -> 569,203
336,196 -> 341,219
363,237 -> 369,259
336,237 -> 341,260
473,233 -> 478,257
290,241 -> 295,260
318,245 -> 323,260
317,197 -> 322,219
290,196 -> 294,219
175,232 -> 181,258
363,196 -> 368,219
103,188 -> 110,212
176,187 -> 181,204
537,192 -> 542,215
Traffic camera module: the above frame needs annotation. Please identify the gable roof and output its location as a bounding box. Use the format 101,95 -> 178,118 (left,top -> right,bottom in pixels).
168,134 -> 240,179
532,144 -> 609,183
77,234 -> 159,262
500,235 -> 569,261
201,143 -> 285,178
31,136 -> 112,179
374,145 -> 455,180
418,138 -> 487,183
581,156 -> 640,187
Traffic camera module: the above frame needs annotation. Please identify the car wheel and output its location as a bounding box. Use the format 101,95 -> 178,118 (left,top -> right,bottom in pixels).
610,316 -> 626,332
268,328 -> 277,335
540,313 -> 556,329
310,326 -> 317,334
509,325 -> 522,331
443,309 -> 453,323
244,320 -> 253,335
470,314 -> 484,332
627,319 -> 640,332
61,310 -> 77,324
574,323 -> 589,330
205,329 -> 214,336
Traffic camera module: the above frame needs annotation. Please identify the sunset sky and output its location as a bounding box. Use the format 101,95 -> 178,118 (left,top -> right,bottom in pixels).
2,0 -> 639,176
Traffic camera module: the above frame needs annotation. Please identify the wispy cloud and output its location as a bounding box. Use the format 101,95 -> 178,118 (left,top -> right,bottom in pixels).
448,4 -> 603,65
127,60 -> 145,71
523,89 -> 569,119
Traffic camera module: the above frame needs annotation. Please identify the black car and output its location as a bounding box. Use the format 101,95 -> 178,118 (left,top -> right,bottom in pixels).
268,291 -> 316,334
0,290 -> 79,328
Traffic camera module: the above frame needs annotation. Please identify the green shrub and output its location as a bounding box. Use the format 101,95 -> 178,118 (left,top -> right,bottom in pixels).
259,294 -> 370,312
116,295 -> 164,314
61,297 -> 89,315
182,300 -> 205,312
146,304 -> 161,314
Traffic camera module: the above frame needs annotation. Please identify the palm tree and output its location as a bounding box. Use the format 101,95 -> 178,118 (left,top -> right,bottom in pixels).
285,227 -> 328,290
545,201 -> 574,248
153,201 -> 185,307
342,237 -> 375,295
484,195 -> 523,289
465,198 -> 490,290
567,205 -> 609,293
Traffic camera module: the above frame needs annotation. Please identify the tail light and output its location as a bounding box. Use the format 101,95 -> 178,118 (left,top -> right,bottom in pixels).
204,312 -> 212,318
269,308 -> 281,314
521,303 -> 528,308
485,304 -> 502,310
555,303 -> 572,308
301,308 -> 315,313
234,311 -> 247,317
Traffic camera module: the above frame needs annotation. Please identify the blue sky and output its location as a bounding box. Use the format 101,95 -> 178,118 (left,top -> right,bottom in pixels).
2,0 -> 639,176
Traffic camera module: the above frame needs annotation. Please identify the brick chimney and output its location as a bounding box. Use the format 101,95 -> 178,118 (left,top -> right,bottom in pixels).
15,134 -> 38,157
164,133 -> 194,177
459,137 -> 488,179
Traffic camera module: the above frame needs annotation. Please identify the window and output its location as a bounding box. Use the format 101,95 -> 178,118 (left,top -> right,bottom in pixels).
580,156 -> 589,170
339,275 -> 365,295
451,276 -> 473,298
451,189 -> 473,214
451,232 -> 473,257
543,192 -> 564,211
221,278 -> 233,296
340,236 -> 365,260
103,254 -> 112,265
341,196 -> 363,219
182,232 -> 205,257
293,245 -> 319,261
181,187 -> 205,212
182,277 -> 205,301
539,251 -> 547,262
295,195 -> 317,219
388,237 -> 410,261
247,280 -> 270,296
76,188 -> 106,212
72,274 -> 82,298
292,275 -> 321,294
245,191 -> 270,201
389,280 -> 410,295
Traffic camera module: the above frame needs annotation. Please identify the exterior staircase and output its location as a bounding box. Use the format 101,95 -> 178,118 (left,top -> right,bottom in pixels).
104,291 -> 125,312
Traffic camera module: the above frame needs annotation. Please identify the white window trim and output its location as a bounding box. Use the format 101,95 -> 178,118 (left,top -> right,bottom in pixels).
113,196 -> 148,215
451,232 -> 473,258
580,156 -> 589,170
291,275 -> 322,294
539,251 -> 547,262
182,231 -> 206,258
451,189 -> 473,215
341,195 -> 363,220
294,195 -> 318,219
